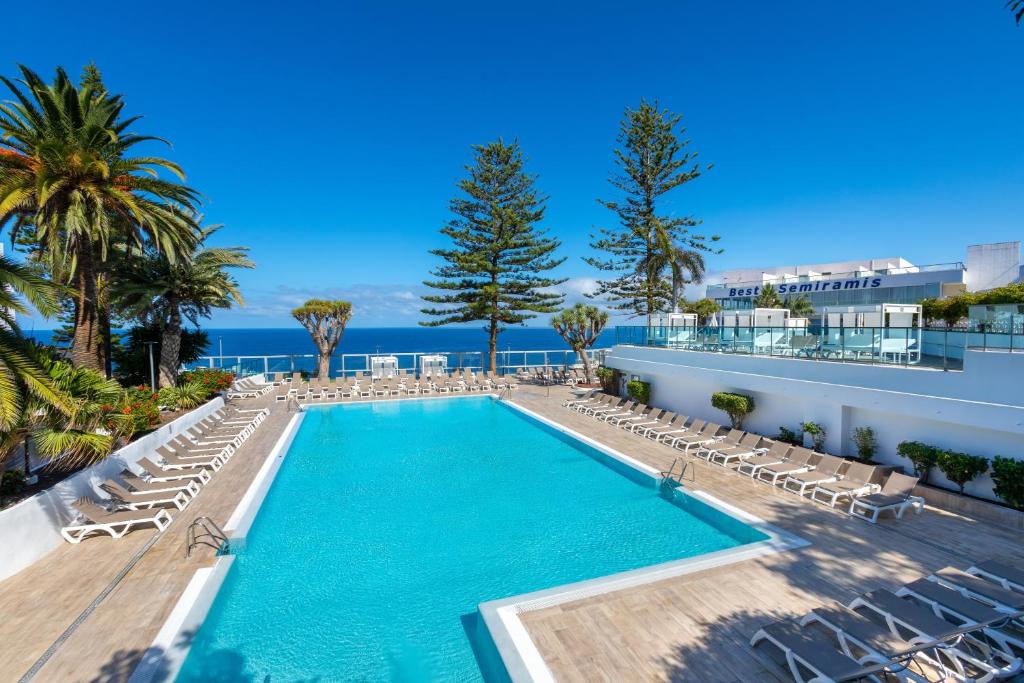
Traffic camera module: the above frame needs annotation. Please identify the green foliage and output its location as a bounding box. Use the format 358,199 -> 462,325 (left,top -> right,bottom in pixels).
776,426 -> 802,446
112,324 -> 209,386
1,470 -> 26,498
936,450 -> 989,493
422,139 -> 565,371
0,65 -> 201,371
710,392 -> 755,429
784,294 -> 814,318
586,100 -> 719,318
850,426 -> 878,463
686,298 -> 721,324
626,380 -> 650,405
179,368 -> 235,395
595,367 -> 615,393
551,304 -> 609,382
292,299 -> 353,377
157,382 -> 207,411
991,457 -> 1024,510
896,441 -> 939,482
753,286 -> 783,309
113,225 -> 252,386
114,385 -> 161,433
800,421 -> 827,451
918,284 -> 1024,328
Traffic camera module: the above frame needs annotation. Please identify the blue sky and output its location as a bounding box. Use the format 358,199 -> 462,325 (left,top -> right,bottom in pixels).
3,1 -> 1022,328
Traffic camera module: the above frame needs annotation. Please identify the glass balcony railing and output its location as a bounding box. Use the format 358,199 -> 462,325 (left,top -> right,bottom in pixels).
716,261 -> 966,289
614,324 -> 1023,371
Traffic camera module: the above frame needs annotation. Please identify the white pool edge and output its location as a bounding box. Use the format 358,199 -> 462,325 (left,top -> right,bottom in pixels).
486,400 -> 809,683
134,396 -> 808,683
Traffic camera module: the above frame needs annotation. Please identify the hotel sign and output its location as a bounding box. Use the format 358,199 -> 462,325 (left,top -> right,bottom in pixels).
722,277 -> 884,299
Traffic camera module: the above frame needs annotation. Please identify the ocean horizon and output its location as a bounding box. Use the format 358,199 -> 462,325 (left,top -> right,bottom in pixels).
25,326 -> 618,359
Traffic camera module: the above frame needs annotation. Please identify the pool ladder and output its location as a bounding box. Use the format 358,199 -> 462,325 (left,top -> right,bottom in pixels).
660,457 -> 694,488
186,516 -> 230,558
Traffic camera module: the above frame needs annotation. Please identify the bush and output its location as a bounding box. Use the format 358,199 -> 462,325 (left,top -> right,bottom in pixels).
711,392 -> 755,429
158,382 -> 208,411
179,368 -> 235,397
992,457 -> 1024,510
107,385 -> 161,433
595,367 -> 615,393
936,450 -> 989,493
851,426 -> 878,463
776,426 -> 802,446
1,470 -> 26,498
626,380 -> 651,404
896,441 -> 939,483
801,422 -> 827,451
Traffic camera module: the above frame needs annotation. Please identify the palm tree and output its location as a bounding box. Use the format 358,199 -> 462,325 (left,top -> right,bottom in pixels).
783,294 -> 814,319
641,220 -> 710,314
0,258 -> 71,432
1011,0 -> 1023,24
115,226 -> 253,387
0,65 -> 201,372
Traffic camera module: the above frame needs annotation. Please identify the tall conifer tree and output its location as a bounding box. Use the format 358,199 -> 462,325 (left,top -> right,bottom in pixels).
586,100 -> 719,321
422,139 -> 566,372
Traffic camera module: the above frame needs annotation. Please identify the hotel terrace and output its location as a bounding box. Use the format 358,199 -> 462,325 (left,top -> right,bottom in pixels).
1,236 -> 1023,683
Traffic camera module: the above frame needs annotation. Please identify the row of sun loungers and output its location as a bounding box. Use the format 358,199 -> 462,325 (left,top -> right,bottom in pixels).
59,408 -> 269,544
564,391 -> 926,524
226,376 -> 273,399
273,371 -> 517,402
752,558 -> 1024,682
521,367 -> 586,385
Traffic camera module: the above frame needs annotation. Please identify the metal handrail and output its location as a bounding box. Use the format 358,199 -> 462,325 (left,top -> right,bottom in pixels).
186,516 -> 230,558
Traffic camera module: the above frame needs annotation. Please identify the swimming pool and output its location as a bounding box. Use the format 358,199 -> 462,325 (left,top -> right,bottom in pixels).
175,396 -> 771,681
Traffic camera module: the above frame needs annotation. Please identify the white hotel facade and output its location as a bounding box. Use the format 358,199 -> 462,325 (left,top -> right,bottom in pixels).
607,241 -> 1024,504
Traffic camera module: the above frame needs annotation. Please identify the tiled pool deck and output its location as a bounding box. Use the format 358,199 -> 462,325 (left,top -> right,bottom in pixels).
1,386 -> 1021,682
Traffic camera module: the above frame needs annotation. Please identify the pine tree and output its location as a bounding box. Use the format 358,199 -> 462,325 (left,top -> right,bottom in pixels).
422,139 -> 566,372
586,100 -> 719,321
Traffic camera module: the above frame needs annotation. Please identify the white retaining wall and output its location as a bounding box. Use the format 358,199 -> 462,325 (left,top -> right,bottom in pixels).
606,346 -> 1024,502
0,397 -> 225,581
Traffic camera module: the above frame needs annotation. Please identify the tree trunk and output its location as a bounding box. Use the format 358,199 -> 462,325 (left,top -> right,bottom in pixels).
488,319 -> 498,373
23,435 -> 31,476
158,308 -> 182,388
671,271 -> 681,314
317,347 -> 331,379
70,247 -> 104,371
577,347 -> 592,383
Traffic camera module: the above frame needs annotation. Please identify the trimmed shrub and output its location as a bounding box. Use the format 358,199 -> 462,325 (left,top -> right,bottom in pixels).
595,367 -> 615,393
801,422 -> 827,451
851,426 -> 878,463
992,457 -> 1024,510
711,392 -> 755,429
776,426 -> 802,446
626,380 -> 651,405
896,441 -> 939,483
936,450 -> 989,493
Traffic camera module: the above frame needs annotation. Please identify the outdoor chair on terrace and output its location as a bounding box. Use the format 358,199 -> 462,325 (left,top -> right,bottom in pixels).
848,473 -> 925,524
667,422 -> 722,452
968,560 -> 1024,594
782,453 -> 848,497
632,411 -> 676,436
756,447 -> 820,486
597,400 -> 639,423
707,432 -> 766,466
101,479 -> 191,511
658,418 -> 702,444
137,457 -> 211,485
119,470 -> 200,497
810,462 -> 880,508
61,498 -> 173,544
695,428 -> 744,460
736,442 -> 794,478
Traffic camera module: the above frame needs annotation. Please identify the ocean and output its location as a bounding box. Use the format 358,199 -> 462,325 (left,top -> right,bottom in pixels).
24,327 -> 618,375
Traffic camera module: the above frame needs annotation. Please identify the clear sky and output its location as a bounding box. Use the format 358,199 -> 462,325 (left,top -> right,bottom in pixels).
4,1 -> 1022,328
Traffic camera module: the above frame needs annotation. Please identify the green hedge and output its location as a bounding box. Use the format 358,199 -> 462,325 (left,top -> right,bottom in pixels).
992,457 -> 1024,510
936,450 -> 989,493
896,441 -> 940,483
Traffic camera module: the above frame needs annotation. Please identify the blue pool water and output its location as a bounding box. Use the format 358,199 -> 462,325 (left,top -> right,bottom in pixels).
176,397 -> 768,682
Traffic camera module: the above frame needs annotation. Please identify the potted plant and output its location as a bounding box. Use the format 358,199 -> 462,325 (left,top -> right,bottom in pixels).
800,421 -> 827,451
936,450 -> 989,494
711,392 -> 755,429
850,427 -> 878,463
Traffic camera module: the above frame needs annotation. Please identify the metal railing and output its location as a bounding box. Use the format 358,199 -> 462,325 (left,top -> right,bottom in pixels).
185,516 -> 230,558
613,325 -> 1024,370
187,348 -> 610,379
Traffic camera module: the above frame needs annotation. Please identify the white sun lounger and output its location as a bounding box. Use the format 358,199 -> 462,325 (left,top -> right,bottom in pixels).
848,473 -> 924,523
61,498 -> 173,544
